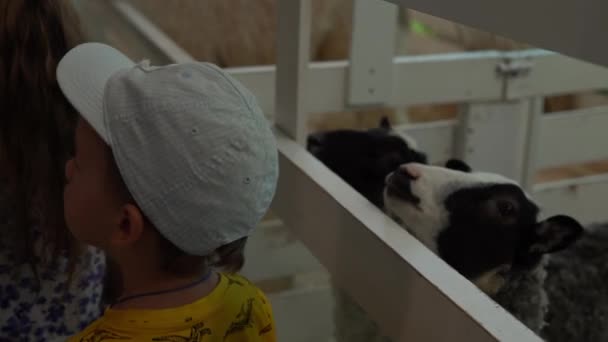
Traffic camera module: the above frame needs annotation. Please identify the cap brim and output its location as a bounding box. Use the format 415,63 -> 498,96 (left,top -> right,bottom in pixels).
57,43 -> 135,145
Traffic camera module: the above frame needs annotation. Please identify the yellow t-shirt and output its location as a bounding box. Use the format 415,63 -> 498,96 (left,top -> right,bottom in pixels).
69,273 -> 276,342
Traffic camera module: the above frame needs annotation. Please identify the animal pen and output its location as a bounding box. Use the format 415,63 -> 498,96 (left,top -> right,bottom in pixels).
102,0 -> 608,341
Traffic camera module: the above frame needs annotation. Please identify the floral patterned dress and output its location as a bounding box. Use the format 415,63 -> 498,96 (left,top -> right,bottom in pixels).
0,192 -> 105,341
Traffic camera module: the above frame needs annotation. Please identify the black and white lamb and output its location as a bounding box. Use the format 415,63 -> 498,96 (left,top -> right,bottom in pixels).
307,119 -> 591,342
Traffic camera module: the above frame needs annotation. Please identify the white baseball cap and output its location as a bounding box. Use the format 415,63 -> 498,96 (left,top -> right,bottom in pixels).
57,43 -> 279,256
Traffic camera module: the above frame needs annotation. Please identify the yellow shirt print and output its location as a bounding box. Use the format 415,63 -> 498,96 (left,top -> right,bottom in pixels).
70,273 -> 276,342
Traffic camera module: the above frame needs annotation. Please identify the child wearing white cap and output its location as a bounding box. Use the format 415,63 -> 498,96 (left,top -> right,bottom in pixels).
59,43 -> 279,341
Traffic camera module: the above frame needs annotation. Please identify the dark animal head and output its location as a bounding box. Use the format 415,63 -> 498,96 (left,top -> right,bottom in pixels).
384,161 -> 584,295
307,117 -> 427,208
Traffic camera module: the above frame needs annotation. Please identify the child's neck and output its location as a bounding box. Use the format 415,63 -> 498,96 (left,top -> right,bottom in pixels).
109,257 -> 219,310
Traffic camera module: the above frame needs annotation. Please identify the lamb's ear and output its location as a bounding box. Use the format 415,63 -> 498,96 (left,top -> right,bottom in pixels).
445,159 -> 472,173
379,116 -> 391,130
306,133 -> 324,155
529,215 -> 583,255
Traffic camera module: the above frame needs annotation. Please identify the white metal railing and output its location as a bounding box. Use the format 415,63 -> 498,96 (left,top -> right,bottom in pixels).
111,0 -> 608,340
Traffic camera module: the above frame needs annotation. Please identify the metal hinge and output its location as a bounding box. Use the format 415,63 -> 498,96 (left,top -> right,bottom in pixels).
496,58 -> 534,78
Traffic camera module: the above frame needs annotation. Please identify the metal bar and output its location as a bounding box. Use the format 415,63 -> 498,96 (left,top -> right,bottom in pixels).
348,0 -> 398,107
275,0 -> 311,144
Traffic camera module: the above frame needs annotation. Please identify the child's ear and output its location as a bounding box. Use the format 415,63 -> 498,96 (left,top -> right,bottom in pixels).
111,204 -> 146,247
529,215 -> 583,255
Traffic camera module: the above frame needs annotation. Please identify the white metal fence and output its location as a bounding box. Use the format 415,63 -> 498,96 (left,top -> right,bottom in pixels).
112,0 -> 608,340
